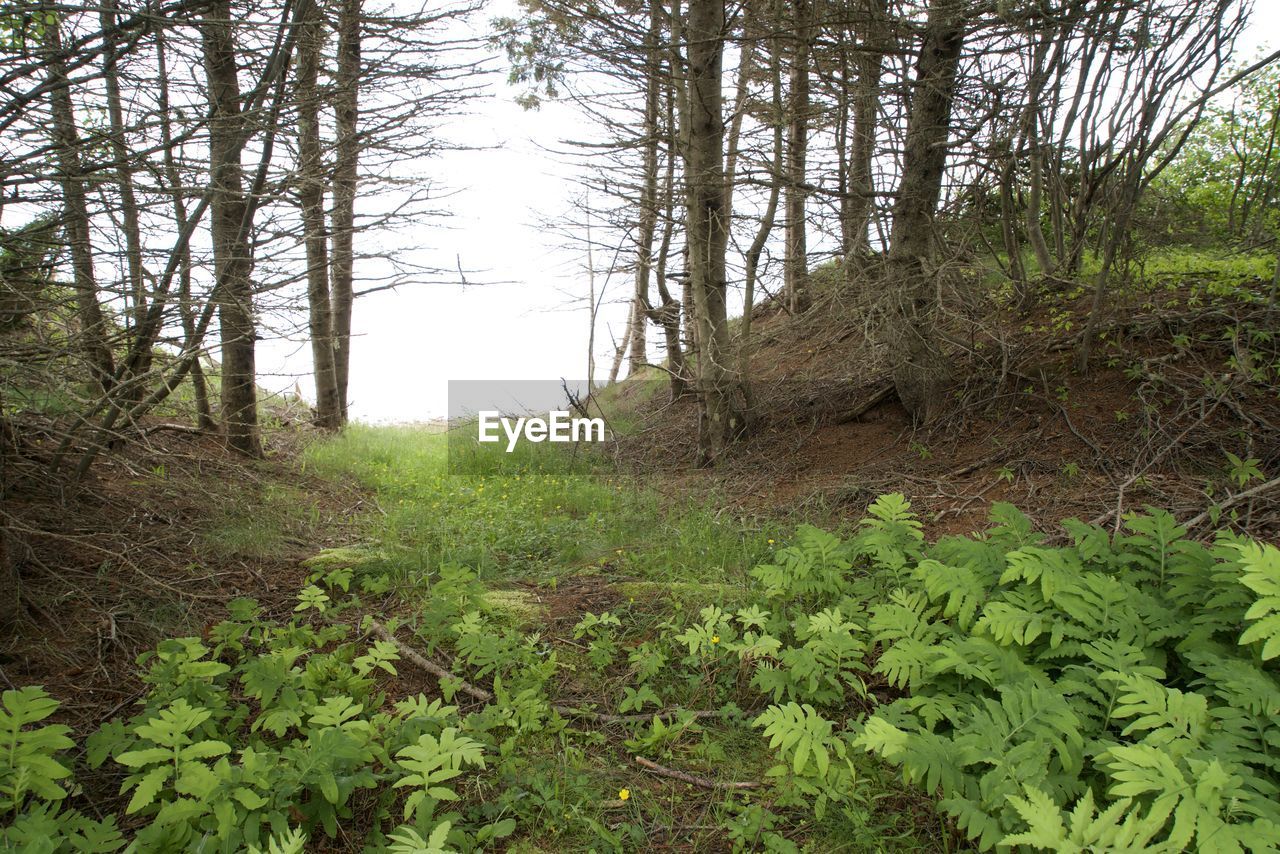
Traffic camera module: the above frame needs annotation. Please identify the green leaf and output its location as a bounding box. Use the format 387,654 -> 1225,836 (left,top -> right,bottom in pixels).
126,765 -> 172,814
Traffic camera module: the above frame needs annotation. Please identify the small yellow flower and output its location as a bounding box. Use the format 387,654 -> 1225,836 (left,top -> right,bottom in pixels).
711,636 -> 720,644
767,539 -> 775,545
618,788 -> 630,801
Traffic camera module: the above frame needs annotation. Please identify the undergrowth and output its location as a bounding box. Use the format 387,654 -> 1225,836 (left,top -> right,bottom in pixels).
4,429 -> 1277,852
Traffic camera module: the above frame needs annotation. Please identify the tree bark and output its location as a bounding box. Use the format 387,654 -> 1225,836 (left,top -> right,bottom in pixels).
882,0 -> 965,423
43,5 -> 115,393
297,0 -> 341,429
330,0 -> 362,423
99,0 -> 149,400
684,0 -> 739,463
846,0 -> 884,271
784,0 -> 812,313
156,27 -> 214,430
202,0 -> 262,456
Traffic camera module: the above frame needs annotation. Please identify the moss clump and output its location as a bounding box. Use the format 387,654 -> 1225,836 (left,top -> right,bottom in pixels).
615,580 -> 747,607
301,545 -> 388,571
481,589 -> 546,626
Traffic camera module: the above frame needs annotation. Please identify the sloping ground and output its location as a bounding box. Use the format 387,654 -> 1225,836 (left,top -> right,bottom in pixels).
611,274 -> 1280,543
0,421 -> 364,736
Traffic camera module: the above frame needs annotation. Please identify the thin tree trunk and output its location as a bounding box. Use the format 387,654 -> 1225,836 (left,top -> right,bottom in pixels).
653,83 -> 688,400
846,0 -> 884,272
741,0 -> 785,415
156,28 -> 214,430
668,0 -> 698,365
722,7 -> 757,223
43,5 -> 115,393
297,0 -> 341,429
685,0 -> 739,463
99,0 -> 148,400
202,0 -> 261,456
629,0 -> 665,376
330,0 -> 362,423
882,0 -> 965,423
1022,36 -> 1054,285
609,303 -> 633,384
999,140 -> 1029,305
784,0 -> 812,313
1075,177 -> 1138,372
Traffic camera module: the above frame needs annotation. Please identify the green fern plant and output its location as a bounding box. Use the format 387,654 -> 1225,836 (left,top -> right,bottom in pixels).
0,687 -> 75,815
855,502 -> 1280,851
393,727 -> 487,822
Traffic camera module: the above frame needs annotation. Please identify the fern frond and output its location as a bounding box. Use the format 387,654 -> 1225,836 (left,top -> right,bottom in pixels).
1237,542 -> 1280,660
1102,672 -> 1209,743
1001,547 -> 1085,605
915,559 -> 987,630
986,502 -> 1040,550
974,600 -> 1049,646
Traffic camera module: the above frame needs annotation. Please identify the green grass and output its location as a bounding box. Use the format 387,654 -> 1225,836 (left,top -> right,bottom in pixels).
302,425 -> 779,587
200,481 -> 310,560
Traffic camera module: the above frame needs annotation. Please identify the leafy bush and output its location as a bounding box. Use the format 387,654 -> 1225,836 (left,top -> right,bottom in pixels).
852,503 -> 1280,851
8,489 -> 1277,852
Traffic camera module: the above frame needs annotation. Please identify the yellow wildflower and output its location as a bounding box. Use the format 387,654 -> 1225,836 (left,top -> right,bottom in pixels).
618,788 -> 630,801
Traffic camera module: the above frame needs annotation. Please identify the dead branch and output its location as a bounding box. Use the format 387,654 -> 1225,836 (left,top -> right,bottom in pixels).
633,756 -> 760,790
1183,475 -> 1280,531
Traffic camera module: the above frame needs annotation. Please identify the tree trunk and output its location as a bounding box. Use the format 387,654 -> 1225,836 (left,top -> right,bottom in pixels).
330,0 -> 362,423
609,303 -> 633,384
653,80 -> 688,400
629,0 -> 665,376
1075,176 -> 1138,372
100,0 -> 149,400
684,0 -> 739,463
882,0 -> 965,423
156,28 -> 214,430
297,0 -> 341,429
43,6 -> 115,393
846,0 -> 884,271
202,0 -> 262,456
741,0 -> 785,415
784,0 -> 812,313
1022,36 -> 1054,285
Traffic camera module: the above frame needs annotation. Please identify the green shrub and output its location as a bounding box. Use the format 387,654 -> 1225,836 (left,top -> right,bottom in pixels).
852,503 -> 1280,851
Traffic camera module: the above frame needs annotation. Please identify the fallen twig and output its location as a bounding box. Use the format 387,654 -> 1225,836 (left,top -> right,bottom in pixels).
370,621 -> 494,703
633,756 -> 760,790
1183,475 -> 1280,531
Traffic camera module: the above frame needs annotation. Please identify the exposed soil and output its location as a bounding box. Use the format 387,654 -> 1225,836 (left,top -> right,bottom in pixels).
614,283 -> 1280,543
0,421 -> 365,735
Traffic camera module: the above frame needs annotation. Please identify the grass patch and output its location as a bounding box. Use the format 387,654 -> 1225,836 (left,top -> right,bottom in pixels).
302,425 -> 779,586
200,482 -> 309,560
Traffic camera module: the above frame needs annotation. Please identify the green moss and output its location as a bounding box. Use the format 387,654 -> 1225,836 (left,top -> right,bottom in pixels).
481,588 -> 546,626
301,544 -> 388,571
615,580 -> 748,607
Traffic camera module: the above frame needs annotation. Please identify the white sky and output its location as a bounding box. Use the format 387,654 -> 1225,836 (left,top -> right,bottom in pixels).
257,3 -> 1279,424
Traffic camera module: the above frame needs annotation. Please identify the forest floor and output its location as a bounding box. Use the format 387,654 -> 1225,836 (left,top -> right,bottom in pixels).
4,269 -> 1278,850
607,273 -> 1279,543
